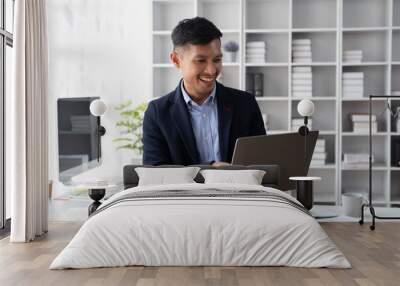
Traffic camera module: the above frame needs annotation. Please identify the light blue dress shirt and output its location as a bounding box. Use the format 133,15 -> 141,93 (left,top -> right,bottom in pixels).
181,81 -> 221,163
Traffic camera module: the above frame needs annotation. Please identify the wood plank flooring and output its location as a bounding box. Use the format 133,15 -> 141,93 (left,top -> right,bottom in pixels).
0,222 -> 399,286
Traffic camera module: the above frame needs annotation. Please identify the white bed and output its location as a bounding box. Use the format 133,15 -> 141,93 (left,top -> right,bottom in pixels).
50,183 -> 351,269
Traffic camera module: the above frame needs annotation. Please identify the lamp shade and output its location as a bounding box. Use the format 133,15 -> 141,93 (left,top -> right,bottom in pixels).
297,99 -> 315,117
90,99 -> 107,116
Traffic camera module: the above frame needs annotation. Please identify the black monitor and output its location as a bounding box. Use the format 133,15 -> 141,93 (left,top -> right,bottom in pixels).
57,97 -> 100,183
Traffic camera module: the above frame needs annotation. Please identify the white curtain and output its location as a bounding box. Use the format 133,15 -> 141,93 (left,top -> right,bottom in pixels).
10,0 -> 49,242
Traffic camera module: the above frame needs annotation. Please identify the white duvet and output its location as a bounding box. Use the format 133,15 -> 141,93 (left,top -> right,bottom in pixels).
50,183 -> 351,269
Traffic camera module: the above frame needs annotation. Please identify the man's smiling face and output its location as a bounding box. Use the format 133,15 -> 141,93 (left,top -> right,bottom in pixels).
170,39 -> 223,105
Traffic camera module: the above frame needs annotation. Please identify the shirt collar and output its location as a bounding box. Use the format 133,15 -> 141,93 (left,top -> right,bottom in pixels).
181,80 -> 216,107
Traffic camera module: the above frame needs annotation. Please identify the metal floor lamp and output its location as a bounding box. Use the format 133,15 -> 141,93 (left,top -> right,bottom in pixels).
359,95 -> 400,230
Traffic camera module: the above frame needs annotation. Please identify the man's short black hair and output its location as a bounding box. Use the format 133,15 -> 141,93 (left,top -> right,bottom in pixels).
171,17 -> 222,49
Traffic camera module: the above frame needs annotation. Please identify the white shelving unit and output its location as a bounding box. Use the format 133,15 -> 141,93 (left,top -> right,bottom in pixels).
152,0 -> 400,206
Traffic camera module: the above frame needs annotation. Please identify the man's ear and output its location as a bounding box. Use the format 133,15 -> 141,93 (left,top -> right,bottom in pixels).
170,51 -> 181,69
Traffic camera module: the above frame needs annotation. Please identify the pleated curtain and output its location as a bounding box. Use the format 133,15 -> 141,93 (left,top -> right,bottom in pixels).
10,0 -> 49,242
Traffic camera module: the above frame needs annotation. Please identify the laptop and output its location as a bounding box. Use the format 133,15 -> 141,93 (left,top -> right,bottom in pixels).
231,132 -> 319,190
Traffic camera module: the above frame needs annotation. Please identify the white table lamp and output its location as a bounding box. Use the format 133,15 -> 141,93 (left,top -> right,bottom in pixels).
297,99 -> 315,135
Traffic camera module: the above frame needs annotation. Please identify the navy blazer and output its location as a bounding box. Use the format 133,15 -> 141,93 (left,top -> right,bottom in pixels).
142,81 -> 266,165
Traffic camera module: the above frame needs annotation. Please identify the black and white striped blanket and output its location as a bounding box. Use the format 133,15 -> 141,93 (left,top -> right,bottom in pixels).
91,189 -> 311,217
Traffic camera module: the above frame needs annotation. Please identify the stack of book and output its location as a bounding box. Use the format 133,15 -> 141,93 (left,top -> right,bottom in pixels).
291,118 -> 312,131
351,113 -> 377,133
343,50 -> 363,63
342,72 -> 364,98
311,139 -> 326,166
343,153 -> 374,168
245,73 -> 263,97
292,39 -> 312,63
246,41 -> 266,63
70,115 -> 91,132
292,66 -> 312,98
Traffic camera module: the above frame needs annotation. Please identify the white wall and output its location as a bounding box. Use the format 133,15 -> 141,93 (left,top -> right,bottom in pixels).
47,0 -> 152,195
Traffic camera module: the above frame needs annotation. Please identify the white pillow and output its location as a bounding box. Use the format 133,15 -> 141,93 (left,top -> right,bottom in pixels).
200,169 -> 266,185
135,167 -> 200,186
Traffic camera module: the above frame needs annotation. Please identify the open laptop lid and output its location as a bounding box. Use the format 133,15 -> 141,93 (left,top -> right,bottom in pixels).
231,131 -> 319,190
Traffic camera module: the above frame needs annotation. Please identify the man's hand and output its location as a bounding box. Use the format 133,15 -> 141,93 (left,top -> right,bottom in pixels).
212,161 -> 231,167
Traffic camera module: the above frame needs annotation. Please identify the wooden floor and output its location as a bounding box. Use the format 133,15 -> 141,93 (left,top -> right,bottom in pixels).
0,222 -> 399,286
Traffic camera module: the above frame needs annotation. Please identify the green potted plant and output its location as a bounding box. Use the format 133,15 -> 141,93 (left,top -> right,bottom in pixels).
113,101 -> 148,155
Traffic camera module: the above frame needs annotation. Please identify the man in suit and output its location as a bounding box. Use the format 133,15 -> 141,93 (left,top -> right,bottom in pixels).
143,17 -> 266,166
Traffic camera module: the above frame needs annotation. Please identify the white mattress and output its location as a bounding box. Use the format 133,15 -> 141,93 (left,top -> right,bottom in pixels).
50,183 -> 351,269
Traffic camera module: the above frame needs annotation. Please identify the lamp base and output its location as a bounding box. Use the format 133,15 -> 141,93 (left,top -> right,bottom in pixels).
99,125 -> 106,136
298,125 -> 310,136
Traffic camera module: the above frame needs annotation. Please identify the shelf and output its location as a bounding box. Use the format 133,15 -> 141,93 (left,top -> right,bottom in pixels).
153,0 -> 194,31
343,31 -> 388,62
292,0 -> 336,29
292,28 -> 336,33
246,33 -> 289,63
394,31 -> 400,61
198,0 -> 240,30
395,0 -> 400,26
246,66 -> 289,97
245,0 -> 289,30
343,0 -> 389,28
291,62 -> 336,66
256,97 -> 288,101
342,27 -> 390,32
292,32 -> 336,62
151,0 -> 400,208
341,165 -> 388,171
319,131 -> 336,135
310,164 -> 336,170
245,63 -> 288,67
342,132 -> 388,136
245,29 -> 288,34
342,62 -> 388,66
291,97 -> 336,101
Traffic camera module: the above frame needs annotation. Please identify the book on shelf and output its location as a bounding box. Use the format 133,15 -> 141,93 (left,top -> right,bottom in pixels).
352,127 -> 378,133
292,85 -> 312,92
312,152 -> 327,160
342,79 -> 364,86
343,153 -> 373,164
292,73 -> 312,79
310,159 -> 326,166
292,91 -> 313,98
342,72 -> 364,79
292,67 -> 311,72
351,114 -> 377,122
246,73 -> 263,97
314,146 -> 325,153
353,121 -> 378,131
342,163 -> 373,169
316,139 -> 325,147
